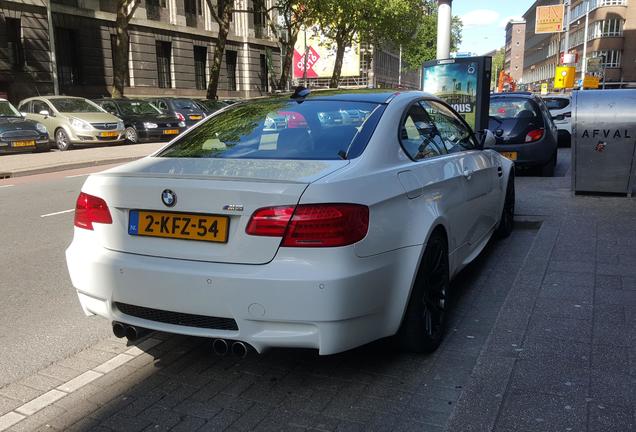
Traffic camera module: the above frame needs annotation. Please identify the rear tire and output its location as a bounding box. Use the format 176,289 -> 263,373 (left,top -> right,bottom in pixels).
495,172 -> 515,238
540,150 -> 556,177
397,230 -> 449,353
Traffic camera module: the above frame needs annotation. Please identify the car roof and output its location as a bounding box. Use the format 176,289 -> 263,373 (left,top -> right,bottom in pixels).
491,92 -> 535,98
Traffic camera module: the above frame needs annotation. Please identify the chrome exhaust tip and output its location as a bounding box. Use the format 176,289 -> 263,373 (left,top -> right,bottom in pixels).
212,339 -> 229,356
112,322 -> 126,338
231,341 -> 248,358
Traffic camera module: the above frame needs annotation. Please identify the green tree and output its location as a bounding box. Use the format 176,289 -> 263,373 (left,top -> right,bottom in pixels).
490,48 -> 505,90
111,0 -> 141,98
402,2 -> 463,69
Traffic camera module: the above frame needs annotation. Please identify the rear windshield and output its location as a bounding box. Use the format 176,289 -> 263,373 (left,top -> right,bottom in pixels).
158,99 -> 384,160
51,98 -> 103,113
543,97 -> 570,110
489,98 -> 539,120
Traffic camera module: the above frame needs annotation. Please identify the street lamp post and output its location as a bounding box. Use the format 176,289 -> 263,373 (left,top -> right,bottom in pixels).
436,0 -> 452,59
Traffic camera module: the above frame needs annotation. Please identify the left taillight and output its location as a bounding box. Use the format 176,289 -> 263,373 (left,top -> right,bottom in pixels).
525,128 -> 544,142
74,192 -> 112,230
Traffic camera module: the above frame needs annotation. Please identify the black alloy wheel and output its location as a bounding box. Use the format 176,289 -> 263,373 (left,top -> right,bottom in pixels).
55,129 -> 72,151
398,230 -> 449,353
495,172 -> 515,238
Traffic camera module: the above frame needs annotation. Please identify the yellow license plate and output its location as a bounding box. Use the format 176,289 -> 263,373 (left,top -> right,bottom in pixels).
12,140 -> 36,147
129,210 -> 229,243
100,131 -> 119,138
500,151 -> 518,161
189,115 -> 202,120
163,129 -> 179,135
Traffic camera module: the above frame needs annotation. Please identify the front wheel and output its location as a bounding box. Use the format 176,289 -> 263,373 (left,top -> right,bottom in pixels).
397,230 -> 449,353
55,129 -> 72,151
124,127 -> 138,144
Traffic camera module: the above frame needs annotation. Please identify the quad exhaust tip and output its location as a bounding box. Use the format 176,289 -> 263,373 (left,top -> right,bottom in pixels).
212,338 -> 229,356
212,339 -> 251,358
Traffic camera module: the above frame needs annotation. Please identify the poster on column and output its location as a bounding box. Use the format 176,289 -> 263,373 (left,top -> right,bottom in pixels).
292,26 -> 360,79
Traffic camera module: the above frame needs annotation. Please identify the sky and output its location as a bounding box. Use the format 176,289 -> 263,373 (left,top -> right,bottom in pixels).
453,0 -> 537,55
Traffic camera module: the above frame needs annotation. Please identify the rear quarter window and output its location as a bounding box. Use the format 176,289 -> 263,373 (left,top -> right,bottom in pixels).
543,98 -> 570,110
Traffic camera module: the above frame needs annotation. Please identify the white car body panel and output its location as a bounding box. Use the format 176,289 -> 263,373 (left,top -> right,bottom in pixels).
66,91 -> 513,354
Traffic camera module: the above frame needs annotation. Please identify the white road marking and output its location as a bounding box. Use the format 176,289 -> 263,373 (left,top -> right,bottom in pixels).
0,184 -> 14,188
40,209 -> 75,218
65,173 -> 89,178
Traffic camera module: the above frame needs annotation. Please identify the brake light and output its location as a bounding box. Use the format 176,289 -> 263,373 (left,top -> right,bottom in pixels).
525,129 -> 544,142
74,192 -> 112,230
245,206 -> 295,237
246,204 -> 369,247
176,112 -> 186,122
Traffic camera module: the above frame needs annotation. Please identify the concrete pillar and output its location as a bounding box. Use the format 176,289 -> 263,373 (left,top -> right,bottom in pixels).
436,0 -> 452,59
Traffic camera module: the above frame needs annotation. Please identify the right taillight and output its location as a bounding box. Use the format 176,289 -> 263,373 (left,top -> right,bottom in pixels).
525,128 -> 544,142
176,112 -> 186,122
246,204 -> 369,247
74,192 -> 112,230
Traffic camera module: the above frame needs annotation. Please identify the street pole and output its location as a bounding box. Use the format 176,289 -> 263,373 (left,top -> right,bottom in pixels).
563,0 -> 571,62
436,0 -> 452,59
302,26 -> 308,87
47,0 -> 59,95
398,44 -> 402,87
581,0 -> 590,89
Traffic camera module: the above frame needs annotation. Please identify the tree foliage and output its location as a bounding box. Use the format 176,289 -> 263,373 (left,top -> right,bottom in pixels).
401,3 -> 463,70
490,48 -> 505,90
111,0 -> 141,98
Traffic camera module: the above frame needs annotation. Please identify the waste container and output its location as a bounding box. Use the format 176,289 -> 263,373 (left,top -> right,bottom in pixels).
572,89 -> 636,195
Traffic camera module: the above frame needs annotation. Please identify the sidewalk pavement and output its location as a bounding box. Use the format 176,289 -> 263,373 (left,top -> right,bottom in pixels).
0,143 -> 165,178
0,150 -> 634,431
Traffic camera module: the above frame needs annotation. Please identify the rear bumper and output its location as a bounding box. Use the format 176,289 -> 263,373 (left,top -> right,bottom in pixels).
0,137 -> 49,153
66,232 -> 420,355
489,138 -> 556,167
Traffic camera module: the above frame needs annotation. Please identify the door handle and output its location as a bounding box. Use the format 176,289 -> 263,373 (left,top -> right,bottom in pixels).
463,169 -> 473,180
497,166 -> 503,177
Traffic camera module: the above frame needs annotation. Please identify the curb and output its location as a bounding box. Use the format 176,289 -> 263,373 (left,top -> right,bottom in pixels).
3,156 -> 143,178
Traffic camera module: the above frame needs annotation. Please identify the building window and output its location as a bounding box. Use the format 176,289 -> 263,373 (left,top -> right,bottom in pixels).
226,50 -> 237,91
590,19 -> 624,39
194,46 -> 207,90
185,0 -> 197,26
110,34 -> 130,87
156,41 -> 172,88
253,0 -> 266,37
592,50 -> 622,68
146,0 -> 161,20
56,28 -> 81,86
259,53 -> 268,92
6,18 -> 25,71
52,0 -> 79,6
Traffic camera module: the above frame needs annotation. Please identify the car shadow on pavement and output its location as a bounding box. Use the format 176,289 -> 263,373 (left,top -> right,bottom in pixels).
67,224 -> 540,432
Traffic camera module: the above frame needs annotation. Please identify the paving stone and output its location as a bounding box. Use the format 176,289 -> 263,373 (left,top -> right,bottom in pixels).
593,321 -> 634,347
57,354 -> 102,372
228,402 -> 272,431
622,276 -> 636,290
48,397 -> 100,430
197,408 -> 242,431
590,371 -> 635,408
0,383 -> 45,403
539,278 -> 594,303
210,393 -> 255,413
596,274 -> 622,291
532,297 -> 593,320
15,389 -> 67,416
0,412 -> 25,431
548,260 -> 595,273
172,399 -> 222,420
526,314 -> 592,344
9,404 -> 65,432
597,263 -> 636,277
37,364 -> 81,383
168,415 -> 206,432
17,375 -> 64,393
493,391 -> 586,432
136,405 -> 181,431
588,404 -> 635,432
101,412 -> 153,432
0,396 -> 21,417
508,358 -> 589,397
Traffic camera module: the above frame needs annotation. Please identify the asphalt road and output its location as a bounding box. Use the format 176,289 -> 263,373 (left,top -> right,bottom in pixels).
0,148 -> 573,389
0,166 -> 118,387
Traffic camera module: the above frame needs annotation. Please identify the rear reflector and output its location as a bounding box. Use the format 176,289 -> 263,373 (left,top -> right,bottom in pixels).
74,192 -> 112,230
525,128 -> 544,142
246,204 -> 369,247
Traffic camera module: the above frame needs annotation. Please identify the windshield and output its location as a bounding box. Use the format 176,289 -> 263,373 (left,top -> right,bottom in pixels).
543,97 -> 570,110
0,101 -> 21,117
172,99 -> 200,110
51,98 -> 103,113
158,99 -> 384,160
118,101 -> 162,115
489,98 -> 538,120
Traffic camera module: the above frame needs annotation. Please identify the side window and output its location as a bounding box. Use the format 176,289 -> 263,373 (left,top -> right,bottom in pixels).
18,101 -> 31,113
420,100 -> 478,153
399,103 -> 447,161
32,100 -> 49,114
101,101 -> 118,114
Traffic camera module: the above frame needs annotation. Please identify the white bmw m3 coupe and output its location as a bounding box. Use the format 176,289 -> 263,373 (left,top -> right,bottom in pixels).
66,89 -> 514,355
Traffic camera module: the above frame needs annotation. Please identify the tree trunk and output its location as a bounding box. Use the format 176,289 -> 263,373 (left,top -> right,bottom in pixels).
111,0 -> 140,98
329,33 -> 347,88
278,29 -> 298,91
207,1 -> 233,99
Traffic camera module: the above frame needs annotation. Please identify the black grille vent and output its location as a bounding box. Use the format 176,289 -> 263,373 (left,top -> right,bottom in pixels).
1,130 -> 38,140
114,302 -> 238,331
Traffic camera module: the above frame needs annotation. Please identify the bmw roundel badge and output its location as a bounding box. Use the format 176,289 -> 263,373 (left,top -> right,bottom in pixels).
161,189 -> 177,207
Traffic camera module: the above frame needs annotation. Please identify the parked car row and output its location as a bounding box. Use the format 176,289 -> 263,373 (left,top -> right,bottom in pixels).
0,96 -> 230,154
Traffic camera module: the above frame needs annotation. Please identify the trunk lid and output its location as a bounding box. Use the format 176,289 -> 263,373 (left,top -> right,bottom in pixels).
82,157 -> 348,264
488,116 -> 544,145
